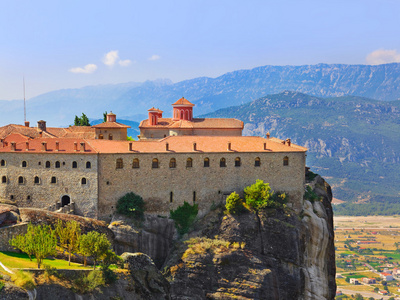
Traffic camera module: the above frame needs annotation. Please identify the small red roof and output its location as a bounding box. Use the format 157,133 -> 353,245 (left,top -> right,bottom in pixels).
148,107 -> 163,112
172,97 -> 195,106
91,122 -> 131,129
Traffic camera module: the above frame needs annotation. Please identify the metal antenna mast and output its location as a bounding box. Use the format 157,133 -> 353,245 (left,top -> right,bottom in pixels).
23,76 -> 26,122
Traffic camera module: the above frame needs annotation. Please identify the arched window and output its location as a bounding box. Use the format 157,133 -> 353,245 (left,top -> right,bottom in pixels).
152,158 -> 159,169
86,161 -> 91,169
283,156 -> 289,166
55,161 -> 60,168
204,157 -> 210,167
99,134 -> 104,139
180,110 -> 183,119
72,161 -> 77,168
108,134 -> 113,140
34,176 -> 40,184
0,159 -> 5,166
1,176 -> 6,183
255,157 -> 261,167
27,195 -> 31,201
22,161 -> 27,168
51,176 -> 57,184
169,158 -> 176,168
81,178 -> 87,185
220,158 -> 226,167
186,110 -> 190,120
235,157 -> 241,167
116,158 -> 123,169
186,157 -> 193,168
45,161 -> 51,168
18,176 -> 24,184
170,191 -> 173,203
133,158 -> 139,169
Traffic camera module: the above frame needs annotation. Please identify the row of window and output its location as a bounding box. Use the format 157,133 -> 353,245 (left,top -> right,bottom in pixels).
0,160 -> 92,169
1,175 -> 88,185
115,156 -> 289,169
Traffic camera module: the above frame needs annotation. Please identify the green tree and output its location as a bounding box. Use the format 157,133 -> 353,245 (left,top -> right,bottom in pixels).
10,223 -> 57,269
354,293 -> 363,300
103,111 -> 108,123
116,192 -> 145,219
244,180 -> 274,255
225,192 -> 245,214
55,220 -> 81,266
74,115 -> 80,126
373,287 -> 379,292
170,201 -> 198,235
79,231 -> 111,269
9,224 -> 35,261
73,113 -> 91,126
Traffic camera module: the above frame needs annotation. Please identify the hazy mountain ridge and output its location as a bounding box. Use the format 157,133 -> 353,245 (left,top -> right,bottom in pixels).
202,91 -> 400,204
2,63 -> 400,126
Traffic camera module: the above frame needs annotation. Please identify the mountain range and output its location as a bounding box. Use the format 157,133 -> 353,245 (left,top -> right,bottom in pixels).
2,63 -> 400,126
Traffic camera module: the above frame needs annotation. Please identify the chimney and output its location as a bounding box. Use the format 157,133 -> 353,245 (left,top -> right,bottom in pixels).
264,142 -> 267,150
166,142 -> 169,151
55,141 -> 59,151
25,142 -> 29,151
74,142 -> 78,151
287,139 -> 291,146
11,142 -> 16,151
193,142 -> 196,151
41,142 -> 47,151
282,140 -> 286,145
80,142 -> 85,152
227,142 -> 231,151
266,132 -> 270,139
24,121 -> 30,127
37,120 -> 46,131
106,112 -> 116,122
39,131 -> 43,137
129,142 -> 133,151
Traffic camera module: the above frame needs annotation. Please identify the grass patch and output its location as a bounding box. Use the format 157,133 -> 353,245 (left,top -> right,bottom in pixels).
0,251 -> 92,270
182,237 -> 245,259
11,270 -> 35,290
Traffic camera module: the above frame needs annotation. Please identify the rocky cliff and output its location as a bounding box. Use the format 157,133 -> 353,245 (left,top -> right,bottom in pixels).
164,174 -> 336,299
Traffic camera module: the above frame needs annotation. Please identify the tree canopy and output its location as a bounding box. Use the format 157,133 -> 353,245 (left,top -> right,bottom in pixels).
74,113 -> 90,126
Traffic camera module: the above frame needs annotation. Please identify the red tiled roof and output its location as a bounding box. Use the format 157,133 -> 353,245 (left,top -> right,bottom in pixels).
91,122 -> 131,129
139,118 -> 243,129
148,107 -> 163,112
172,97 -> 195,106
3,133 -> 30,144
85,135 -> 307,154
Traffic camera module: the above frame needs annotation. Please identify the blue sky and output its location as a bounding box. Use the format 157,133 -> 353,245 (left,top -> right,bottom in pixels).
1,0 -> 400,100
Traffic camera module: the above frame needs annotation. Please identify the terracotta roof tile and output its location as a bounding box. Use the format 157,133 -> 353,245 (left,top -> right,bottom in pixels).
91,122 -> 131,129
172,97 -> 195,106
139,118 -> 243,129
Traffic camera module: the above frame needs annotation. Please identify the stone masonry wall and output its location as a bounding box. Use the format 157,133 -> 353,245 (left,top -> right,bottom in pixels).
0,153 -> 99,218
0,223 -> 28,251
97,151 -> 305,220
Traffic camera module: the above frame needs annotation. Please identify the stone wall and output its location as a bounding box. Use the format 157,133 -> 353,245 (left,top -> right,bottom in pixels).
0,223 -> 28,251
95,128 -> 127,140
97,151 -> 305,219
0,153 -> 99,218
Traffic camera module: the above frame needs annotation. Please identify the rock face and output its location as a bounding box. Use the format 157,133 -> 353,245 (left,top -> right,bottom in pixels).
110,214 -> 177,268
166,175 -> 336,299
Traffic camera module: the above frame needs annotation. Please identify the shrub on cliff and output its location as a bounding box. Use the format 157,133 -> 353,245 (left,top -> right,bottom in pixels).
225,192 -> 245,214
116,192 -> 145,219
170,201 -> 198,235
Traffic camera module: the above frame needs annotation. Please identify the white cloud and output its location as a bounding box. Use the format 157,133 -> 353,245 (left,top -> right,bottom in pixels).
102,50 -> 119,66
118,59 -> 132,66
69,64 -> 97,74
148,54 -> 161,61
366,49 -> 400,65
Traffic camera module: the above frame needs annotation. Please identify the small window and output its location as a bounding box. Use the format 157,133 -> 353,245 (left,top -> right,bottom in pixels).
38,161 -> 41,166
133,158 -> 139,169
10,195 -> 14,200
1,176 -> 6,183
34,176 -> 40,184
283,156 -> 289,166
169,158 -> 176,169
72,161 -> 77,168
255,157 -> 261,167
108,134 -> 113,140
116,158 -> 123,169
27,195 -> 31,201
193,191 -> 196,203
99,134 -> 104,139
86,161 -> 91,169
204,157 -> 210,167
46,161 -> 51,168
81,178 -> 87,185
18,176 -> 24,184
51,176 -> 57,184
220,158 -> 226,167
186,158 -> 193,168
22,161 -> 27,168
235,157 -> 241,167
0,159 -> 5,166
152,158 -> 159,169
170,191 -> 173,203
55,161 -> 60,168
